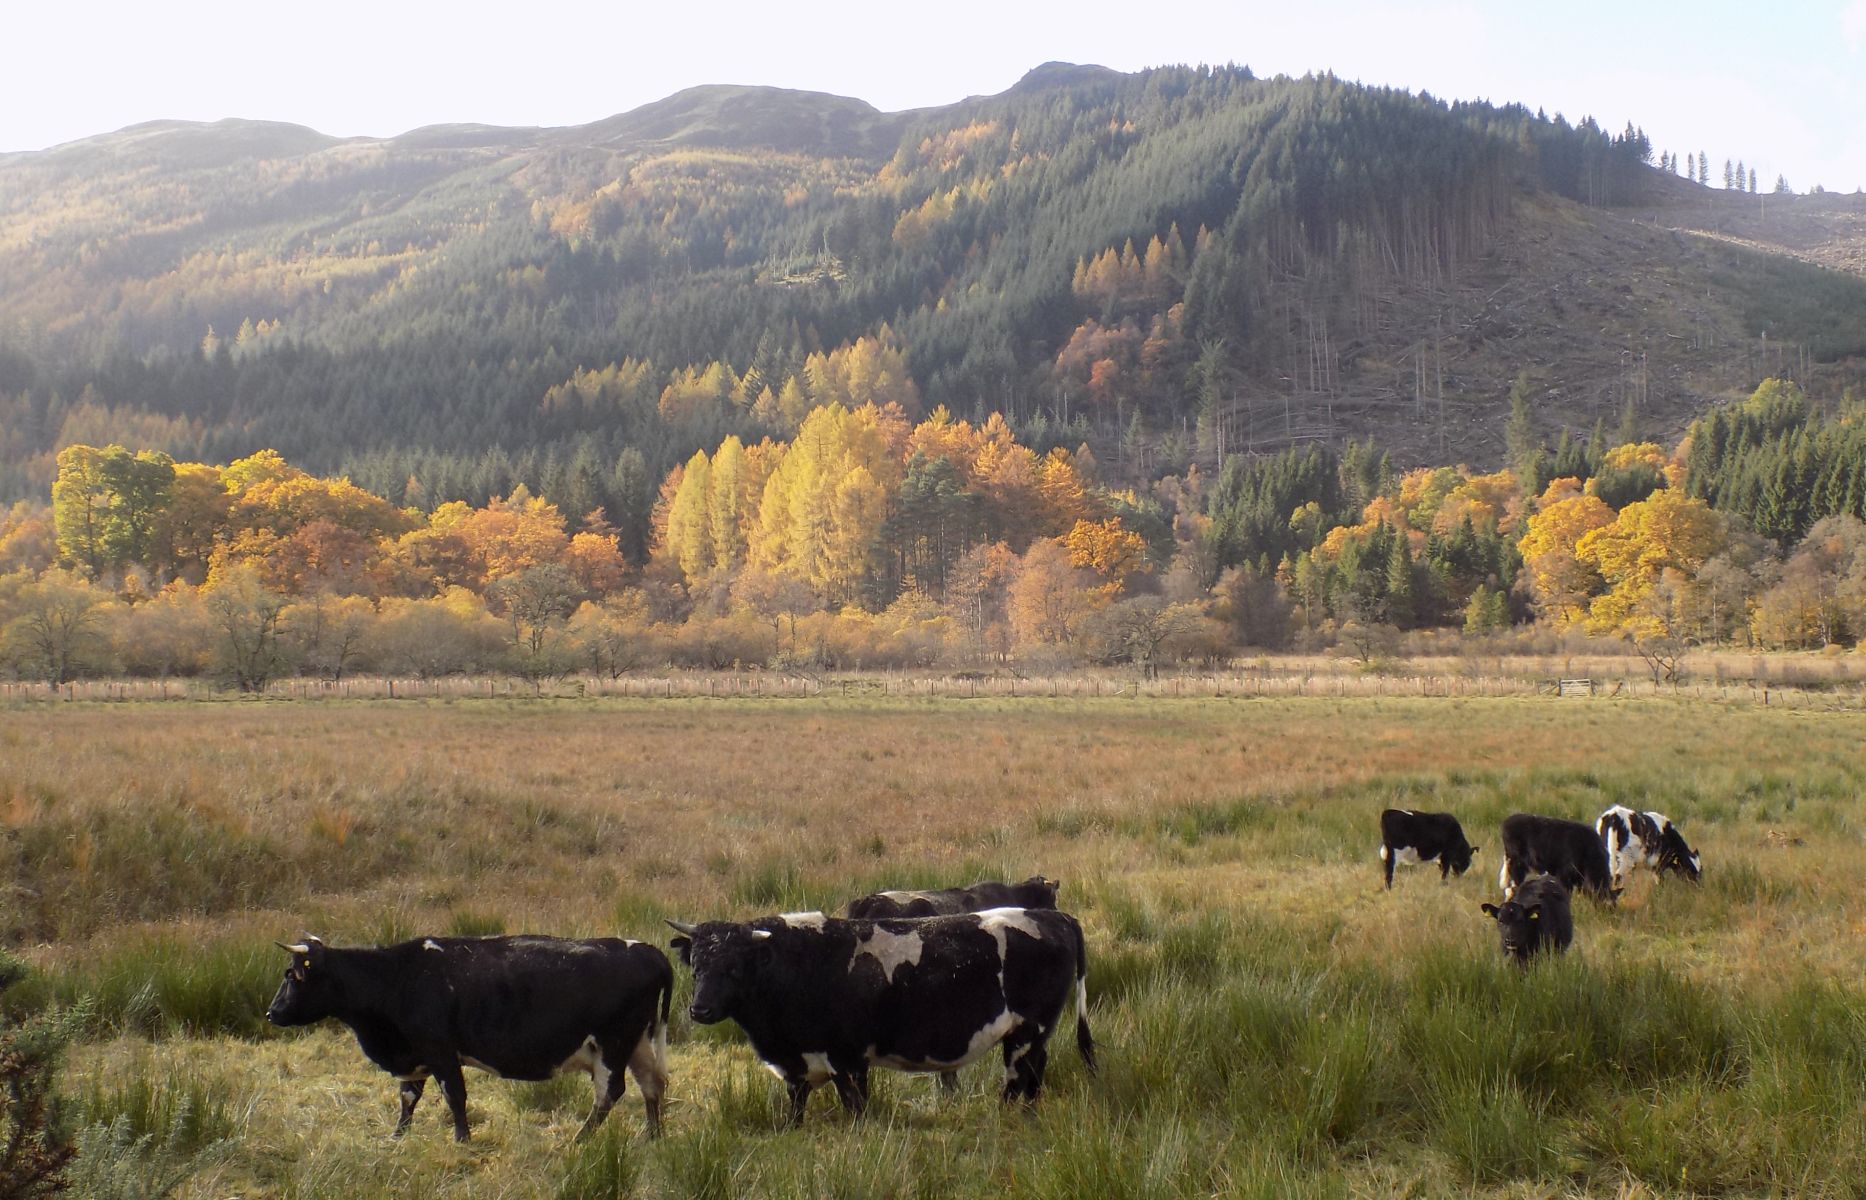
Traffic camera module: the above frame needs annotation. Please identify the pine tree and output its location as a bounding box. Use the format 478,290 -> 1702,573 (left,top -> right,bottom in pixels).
1504,372 -> 1541,492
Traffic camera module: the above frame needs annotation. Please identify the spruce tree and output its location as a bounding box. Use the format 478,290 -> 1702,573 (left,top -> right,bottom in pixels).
1504,372 -> 1541,492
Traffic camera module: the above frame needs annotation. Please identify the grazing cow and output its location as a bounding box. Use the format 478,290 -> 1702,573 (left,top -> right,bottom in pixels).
1597,805 -> 1702,886
845,875 -> 1060,920
667,908 -> 1093,1126
1378,809 -> 1478,889
266,934 -> 671,1142
1481,875 -> 1574,962
1498,813 -> 1620,903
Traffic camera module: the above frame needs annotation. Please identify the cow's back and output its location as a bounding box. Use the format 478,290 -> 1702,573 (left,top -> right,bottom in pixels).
846,891 -> 951,920
1501,813 -> 1611,898
409,936 -> 670,1078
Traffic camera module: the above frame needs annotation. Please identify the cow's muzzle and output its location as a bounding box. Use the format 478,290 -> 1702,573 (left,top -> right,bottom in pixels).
688,1003 -> 723,1025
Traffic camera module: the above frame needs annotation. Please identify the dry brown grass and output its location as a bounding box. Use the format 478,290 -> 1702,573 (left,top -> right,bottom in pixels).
11,694 -> 1866,1197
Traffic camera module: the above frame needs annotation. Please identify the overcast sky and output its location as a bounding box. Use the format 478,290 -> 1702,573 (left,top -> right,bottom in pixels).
9,0 -> 1864,192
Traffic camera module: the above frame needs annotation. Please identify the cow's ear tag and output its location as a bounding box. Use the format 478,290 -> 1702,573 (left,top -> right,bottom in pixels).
1529,910 -> 1540,921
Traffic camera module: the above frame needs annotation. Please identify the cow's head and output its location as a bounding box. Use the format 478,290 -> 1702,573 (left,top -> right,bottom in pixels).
1019,875 -> 1061,905
1657,827 -> 1702,883
1448,843 -> 1479,876
1479,900 -> 1545,960
266,936 -> 336,1026
666,920 -> 771,1025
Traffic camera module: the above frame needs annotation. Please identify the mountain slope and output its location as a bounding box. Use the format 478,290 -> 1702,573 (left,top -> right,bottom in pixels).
0,63 -> 1863,509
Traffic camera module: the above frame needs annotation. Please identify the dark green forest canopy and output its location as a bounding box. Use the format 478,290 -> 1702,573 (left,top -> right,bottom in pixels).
2,62 -> 1864,538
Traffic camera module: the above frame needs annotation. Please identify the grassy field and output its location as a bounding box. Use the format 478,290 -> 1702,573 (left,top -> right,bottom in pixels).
6,694 -> 1866,1198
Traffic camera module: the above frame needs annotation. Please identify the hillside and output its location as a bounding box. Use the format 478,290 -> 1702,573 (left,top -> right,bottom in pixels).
2,62 -> 1864,514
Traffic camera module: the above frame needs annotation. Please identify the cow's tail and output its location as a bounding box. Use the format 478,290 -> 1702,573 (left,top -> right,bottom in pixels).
1070,916 -> 1096,1073
652,958 -> 672,1078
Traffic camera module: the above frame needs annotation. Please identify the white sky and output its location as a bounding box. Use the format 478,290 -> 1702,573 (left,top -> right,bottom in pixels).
8,0 -> 1864,191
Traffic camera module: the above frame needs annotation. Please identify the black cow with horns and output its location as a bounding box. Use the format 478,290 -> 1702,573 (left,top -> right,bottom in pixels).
266,934 -> 672,1141
667,909 -> 1093,1126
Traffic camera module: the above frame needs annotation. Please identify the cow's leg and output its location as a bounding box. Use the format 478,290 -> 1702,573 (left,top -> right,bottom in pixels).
1382,844 -> 1395,889
430,1059 -> 471,1142
1439,855 -> 1452,883
625,1028 -> 667,1138
784,1077 -> 814,1128
999,1029 -> 1046,1103
937,1069 -> 959,1094
830,1065 -> 869,1119
574,1044 -> 626,1142
393,1077 -> 426,1137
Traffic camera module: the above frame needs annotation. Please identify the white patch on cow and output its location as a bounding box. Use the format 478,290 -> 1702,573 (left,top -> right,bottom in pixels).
961,1008 -> 1020,1063
762,1061 -> 788,1083
628,1028 -> 665,1102
779,911 -> 827,930
801,1052 -> 834,1084
1076,975 -> 1089,1022
1392,846 -> 1423,867
1498,859 -> 1515,896
868,1008 -> 1022,1073
422,939 -> 443,952
556,1036 -> 602,1077
878,890 -> 933,904
977,908 -> 1042,991
851,925 -> 924,983
976,908 -> 1041,957
621,938 -> 640,947
1003,1039 -> 1033,1086
1378,844 -> 1388,862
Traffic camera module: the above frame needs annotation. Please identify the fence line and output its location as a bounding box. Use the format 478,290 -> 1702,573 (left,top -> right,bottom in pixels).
1,671 -> 1857,709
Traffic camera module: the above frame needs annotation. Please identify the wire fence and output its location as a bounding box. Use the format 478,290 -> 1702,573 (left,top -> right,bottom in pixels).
3,669 -> 1858,709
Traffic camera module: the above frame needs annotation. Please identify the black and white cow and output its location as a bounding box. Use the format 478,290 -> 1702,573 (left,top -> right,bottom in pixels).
1378,809 -> 1478,889
1498,813 -> 1620,903
845,876 -> 1060,919
266,934 -> 671,1141
666,908 -> 1093,1126
1596,805 -> 1702,887
1480,875 -> 1574,962
843,876 -> 1063,1093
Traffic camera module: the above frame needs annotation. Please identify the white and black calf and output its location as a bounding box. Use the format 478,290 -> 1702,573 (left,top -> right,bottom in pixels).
1378,809 -> 1477,889
1498,813 -> 1619,903
1597,805 -> 1702,887
845,875 -> 1060,920
667,908 -> 1093,1126
1481,875 -> 1574,962
266,934 -> 671,1141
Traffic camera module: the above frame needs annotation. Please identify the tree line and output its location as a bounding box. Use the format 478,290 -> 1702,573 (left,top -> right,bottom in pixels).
5,379 -> 1866,688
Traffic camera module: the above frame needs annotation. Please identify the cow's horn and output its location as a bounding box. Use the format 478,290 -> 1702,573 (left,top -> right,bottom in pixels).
277,941 -> 310,955
665,919 -> 698,936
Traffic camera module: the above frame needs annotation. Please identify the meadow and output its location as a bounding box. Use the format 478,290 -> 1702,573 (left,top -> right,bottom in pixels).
6,693 -> 1866,1198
